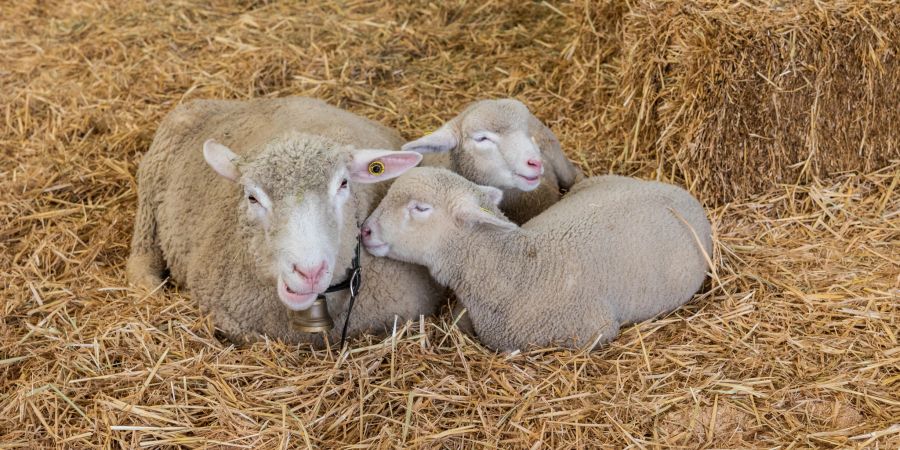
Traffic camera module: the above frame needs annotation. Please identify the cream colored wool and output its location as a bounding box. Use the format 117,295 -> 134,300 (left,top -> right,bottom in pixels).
364,168 -> 712,351
128,97 -> 441,346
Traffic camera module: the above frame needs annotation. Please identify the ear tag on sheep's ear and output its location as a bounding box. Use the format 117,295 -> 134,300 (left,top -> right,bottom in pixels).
368,160 -> 385,176
480,206 -> 494,216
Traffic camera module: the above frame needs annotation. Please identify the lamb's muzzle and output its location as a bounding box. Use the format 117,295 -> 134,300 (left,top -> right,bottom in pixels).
360,221 -> 389,256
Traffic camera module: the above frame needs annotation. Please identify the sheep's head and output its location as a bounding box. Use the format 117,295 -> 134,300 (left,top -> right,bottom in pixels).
402,99 -> 545,192
362,167 -> 515,267
203,133 -> 421,311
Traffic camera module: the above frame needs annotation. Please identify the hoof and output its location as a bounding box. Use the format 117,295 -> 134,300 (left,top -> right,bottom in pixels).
126,254 -> 166,290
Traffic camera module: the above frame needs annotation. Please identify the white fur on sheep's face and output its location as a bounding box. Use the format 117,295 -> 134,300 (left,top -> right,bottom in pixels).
203,138 -> 422,311
273,191 -> 342,310
402,99 -> 545,192
362,167 -> 513,267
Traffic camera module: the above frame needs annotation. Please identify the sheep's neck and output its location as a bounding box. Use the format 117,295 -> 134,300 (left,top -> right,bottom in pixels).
431,226 -> 535,310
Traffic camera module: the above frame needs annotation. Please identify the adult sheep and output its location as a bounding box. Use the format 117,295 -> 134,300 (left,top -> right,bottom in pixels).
127,97 -> 442,346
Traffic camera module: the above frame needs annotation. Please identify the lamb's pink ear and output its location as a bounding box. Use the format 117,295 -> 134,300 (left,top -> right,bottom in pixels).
348,150 -> 423,183
401,125 -> 458,154
453,200 -> 517,231
475,185 -> 503,206
203,139 -> 241,182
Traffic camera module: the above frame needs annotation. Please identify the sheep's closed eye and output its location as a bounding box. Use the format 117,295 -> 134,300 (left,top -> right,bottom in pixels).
248,195 -> 259,204
471,132 -> 497,145
408,201 -> 433,218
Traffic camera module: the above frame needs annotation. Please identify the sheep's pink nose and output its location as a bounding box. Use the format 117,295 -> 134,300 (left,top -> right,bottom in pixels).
361,225 -> 372,238
293,261 -> 327,285
526,159 -> 542,171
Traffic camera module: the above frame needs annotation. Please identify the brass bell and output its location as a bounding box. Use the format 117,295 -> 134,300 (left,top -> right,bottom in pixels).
290,296 -> 334,332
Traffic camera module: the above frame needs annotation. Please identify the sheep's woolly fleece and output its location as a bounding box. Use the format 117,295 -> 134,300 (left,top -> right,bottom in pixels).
1,0 -> 897,448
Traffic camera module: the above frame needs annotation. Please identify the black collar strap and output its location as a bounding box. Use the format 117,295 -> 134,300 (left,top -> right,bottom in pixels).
318,231 -> 362,349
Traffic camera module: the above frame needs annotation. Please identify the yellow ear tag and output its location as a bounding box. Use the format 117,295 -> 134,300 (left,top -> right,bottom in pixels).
368,160 -> 385,176
480,206 -> 494,216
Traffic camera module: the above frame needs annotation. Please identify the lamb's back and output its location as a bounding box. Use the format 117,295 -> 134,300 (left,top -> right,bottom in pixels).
525,175 -> 711,324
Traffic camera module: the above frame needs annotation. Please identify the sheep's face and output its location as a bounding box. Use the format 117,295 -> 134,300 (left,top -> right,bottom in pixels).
402,99 -> 545,192
362,168 -> 514,268
203,135 -> 422,311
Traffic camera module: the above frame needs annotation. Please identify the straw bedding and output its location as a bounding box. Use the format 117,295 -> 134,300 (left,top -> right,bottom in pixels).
1,0 -> 897,448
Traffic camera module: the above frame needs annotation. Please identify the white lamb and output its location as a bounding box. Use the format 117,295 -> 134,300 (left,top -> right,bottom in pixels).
127,97 -> 441,346
404,99 -> 583,224
360,167 -> 712,351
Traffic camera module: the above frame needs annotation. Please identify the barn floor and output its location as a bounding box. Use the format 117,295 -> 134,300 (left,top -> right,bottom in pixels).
1,1 -> 897,448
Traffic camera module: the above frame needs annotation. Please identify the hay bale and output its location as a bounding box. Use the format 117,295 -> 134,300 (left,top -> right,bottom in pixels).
552,0 -> 629,171
607,0 -> 900,203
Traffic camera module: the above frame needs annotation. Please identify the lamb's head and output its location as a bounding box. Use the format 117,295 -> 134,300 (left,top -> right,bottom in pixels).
402,99 -> 545,192
361,167 -> 516,267
203,133 -> 422,311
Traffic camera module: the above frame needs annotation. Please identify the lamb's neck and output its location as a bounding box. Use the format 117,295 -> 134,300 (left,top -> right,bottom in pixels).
430,226 -> 532,306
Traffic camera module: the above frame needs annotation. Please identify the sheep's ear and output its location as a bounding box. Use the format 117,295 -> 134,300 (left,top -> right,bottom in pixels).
203,139 -> 241,182
401,125 -> 458,154
348,149 -> 422,183
475,185 -> 503,206
454,201 -> 516,231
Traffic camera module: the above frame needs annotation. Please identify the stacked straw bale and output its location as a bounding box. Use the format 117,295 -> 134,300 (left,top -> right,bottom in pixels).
602,0 -> 900,203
